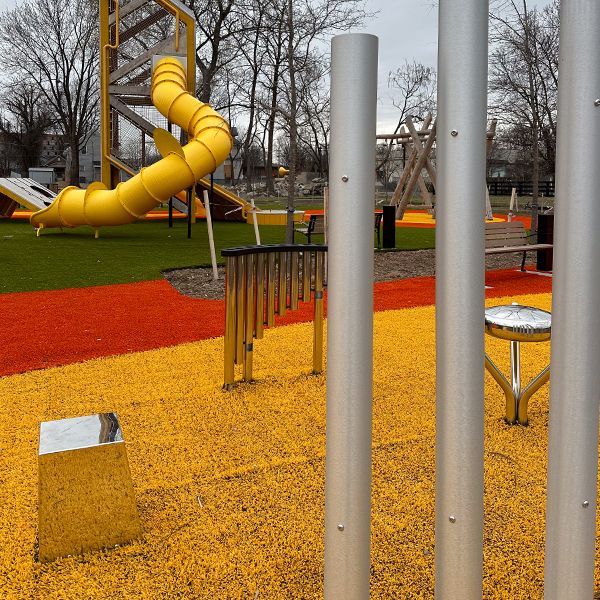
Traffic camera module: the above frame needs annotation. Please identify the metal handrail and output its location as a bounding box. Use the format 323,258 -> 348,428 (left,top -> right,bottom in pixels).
222,243 -> 327,257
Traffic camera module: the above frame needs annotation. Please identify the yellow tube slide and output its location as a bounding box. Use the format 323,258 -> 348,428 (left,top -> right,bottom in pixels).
30,57 -> 232,231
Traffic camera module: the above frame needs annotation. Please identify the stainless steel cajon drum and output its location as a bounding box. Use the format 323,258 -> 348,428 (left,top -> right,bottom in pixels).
38,413 -> 142,562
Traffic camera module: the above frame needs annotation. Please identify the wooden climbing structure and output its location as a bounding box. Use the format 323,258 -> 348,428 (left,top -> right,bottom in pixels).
377,116 -> 498,220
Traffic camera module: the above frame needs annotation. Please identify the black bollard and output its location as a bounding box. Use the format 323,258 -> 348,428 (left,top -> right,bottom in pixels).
382,205 -> 396,249
537,212 -> 554,271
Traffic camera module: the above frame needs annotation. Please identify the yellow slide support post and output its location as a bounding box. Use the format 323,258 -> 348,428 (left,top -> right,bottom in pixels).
30,58 -> 232,233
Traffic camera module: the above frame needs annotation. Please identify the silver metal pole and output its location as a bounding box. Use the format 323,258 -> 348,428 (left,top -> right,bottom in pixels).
544,3 -> 600,597
510,341 -> 521,400
324,33 -> 377,600
203,190 -> 219,281
435,1 -> 488,597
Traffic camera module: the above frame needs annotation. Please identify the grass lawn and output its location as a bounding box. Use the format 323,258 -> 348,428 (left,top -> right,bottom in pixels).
0,218 -> 434,294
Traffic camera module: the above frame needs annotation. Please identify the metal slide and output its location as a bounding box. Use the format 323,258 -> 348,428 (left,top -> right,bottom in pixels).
0,178 -> 57,216
29,57 -> 232,233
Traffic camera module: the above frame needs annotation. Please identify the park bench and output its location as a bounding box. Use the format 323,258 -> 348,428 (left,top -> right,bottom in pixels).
296,212 -> 384,249
295,214 -> 325,243
485,220 -> 553,271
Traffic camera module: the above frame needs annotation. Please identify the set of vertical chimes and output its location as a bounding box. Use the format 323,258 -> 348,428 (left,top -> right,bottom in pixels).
222,245 -> 327,390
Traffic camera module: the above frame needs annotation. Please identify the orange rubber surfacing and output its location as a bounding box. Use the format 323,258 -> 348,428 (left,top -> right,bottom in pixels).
0,268 -> 551,377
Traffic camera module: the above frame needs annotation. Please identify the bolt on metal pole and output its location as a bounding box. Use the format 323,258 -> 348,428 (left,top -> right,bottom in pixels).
435,1 -> 488,598
544,3 -> 600,598
324,33 -> 377,600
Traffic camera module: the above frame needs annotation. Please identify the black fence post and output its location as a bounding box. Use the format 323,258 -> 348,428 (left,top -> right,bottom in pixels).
187,187 -> 193,239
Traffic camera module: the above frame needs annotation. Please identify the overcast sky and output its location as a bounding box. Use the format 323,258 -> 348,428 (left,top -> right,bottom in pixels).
0,0 -> 552,131
362,0 -> 438,131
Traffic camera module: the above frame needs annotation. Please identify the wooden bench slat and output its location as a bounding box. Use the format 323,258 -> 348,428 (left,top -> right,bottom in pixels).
486,227 -> 525,232
485,236 -> 527,246
486,232 -> 528,241
484,220 -> 552,271
485,221 -> 525,229
486,243 -> 553,254
486,239 -> 527,246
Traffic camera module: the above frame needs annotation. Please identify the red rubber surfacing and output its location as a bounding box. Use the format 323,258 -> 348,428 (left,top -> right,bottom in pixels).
0,268 -> 551,377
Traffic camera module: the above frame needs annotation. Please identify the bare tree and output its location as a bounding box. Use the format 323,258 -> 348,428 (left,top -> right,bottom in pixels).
489,0 -> 559,234
272,0 -> 370,241
378,60 -> 436,183
0,82 -> 54,175
0,0 -> 99,186
184,0 -> 252,103
232,0 -> 266,192
182,0 -> 368,241
256,0 -> 287,196
297,71 -> 330,177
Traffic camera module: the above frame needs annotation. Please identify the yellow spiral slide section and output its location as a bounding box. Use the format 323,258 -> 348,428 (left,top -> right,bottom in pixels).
30,57 -> 233,231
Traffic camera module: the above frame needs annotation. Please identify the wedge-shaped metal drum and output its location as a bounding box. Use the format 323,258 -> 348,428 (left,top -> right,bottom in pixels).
38,413 -> 141,563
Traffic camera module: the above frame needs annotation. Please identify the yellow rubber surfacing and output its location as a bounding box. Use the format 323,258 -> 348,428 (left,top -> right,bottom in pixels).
398,211 -> 505,225
3,293 -> 599,598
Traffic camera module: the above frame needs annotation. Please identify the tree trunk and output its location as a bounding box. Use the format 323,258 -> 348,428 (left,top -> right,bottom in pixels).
197,63 -> 213,104
265,30 -> 283,197
265,71 -> 279,196
530,118 -> 539,239
67,137 -> 80,186
242,70 -> 259,192
285,0 -> 296,244
522,0 -> 539,239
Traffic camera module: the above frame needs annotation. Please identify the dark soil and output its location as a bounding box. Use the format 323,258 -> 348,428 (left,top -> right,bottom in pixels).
164,250 -> 528,300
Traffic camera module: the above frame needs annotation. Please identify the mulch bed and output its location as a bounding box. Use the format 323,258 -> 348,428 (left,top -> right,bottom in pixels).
164,249 -> 536,300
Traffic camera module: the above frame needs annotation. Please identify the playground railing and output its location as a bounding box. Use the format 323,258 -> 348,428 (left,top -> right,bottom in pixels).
222,244 -> 327,390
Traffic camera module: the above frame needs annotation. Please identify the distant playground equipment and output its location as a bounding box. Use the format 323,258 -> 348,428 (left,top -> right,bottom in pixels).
507,187 -> 517,220
238,166 -> 306,227
98,0 -> 252,226
245,209 -> 305,227
27,57 -> 232,236
484,304 -> 551,425
222,244 -> 326,390
0,0 -> 252,234
378,115 -> 497,220
0,177 -> 57,217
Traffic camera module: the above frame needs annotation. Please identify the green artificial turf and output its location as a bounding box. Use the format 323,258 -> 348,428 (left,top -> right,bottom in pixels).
0,218 -> 434,294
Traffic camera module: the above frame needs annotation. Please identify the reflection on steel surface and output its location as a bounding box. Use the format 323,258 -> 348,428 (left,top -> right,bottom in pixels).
484,304 -> 551,425
38,413 -> 142,563
39,413 -> 123,455
485,303 -> 551,342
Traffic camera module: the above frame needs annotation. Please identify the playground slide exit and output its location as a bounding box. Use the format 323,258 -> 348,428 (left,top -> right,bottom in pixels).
30,57 -> 232,232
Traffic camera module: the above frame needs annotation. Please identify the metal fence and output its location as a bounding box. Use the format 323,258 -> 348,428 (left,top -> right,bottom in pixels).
487,180 -> 555,197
